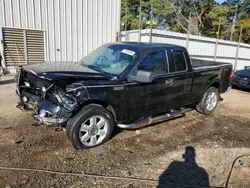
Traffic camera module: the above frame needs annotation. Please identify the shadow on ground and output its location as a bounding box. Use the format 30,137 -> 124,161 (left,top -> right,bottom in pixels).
158,146 -> 210,188
0,79 -> 15,85
232,87 -> 250,93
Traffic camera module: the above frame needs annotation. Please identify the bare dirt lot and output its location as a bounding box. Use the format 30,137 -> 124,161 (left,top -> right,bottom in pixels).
0,75 -> 250,188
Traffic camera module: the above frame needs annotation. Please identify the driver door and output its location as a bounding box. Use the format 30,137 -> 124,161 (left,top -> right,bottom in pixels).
125,49 -> 171,122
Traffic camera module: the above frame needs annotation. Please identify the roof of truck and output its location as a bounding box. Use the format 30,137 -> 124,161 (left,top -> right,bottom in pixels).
117,42 -> 186,50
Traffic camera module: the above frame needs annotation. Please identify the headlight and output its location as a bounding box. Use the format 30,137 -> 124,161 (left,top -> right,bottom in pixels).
55,94 -> 77,111
42,86 -> 46,92
24,81 -> 30,87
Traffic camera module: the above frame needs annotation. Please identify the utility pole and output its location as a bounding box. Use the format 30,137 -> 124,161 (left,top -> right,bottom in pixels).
230,5 -> 238,41
186,11 -> 191,50
235,24 -> 243,70
125,7 -> 128,42
214,19 -> 221,61
138,5 -> 141,43
149,2 -> 153,43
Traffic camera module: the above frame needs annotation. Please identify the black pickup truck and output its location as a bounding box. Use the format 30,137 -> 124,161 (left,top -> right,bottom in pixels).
16,43 -> 233,149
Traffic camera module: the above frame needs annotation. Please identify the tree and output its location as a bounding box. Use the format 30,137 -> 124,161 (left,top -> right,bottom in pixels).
237,0 -> 250,43
205,5 -> 231,39
120,0 -> 250,43
121,0 -> 172,31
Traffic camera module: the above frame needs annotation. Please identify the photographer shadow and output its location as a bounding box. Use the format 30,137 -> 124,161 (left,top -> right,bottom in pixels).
158,146 -> 210,188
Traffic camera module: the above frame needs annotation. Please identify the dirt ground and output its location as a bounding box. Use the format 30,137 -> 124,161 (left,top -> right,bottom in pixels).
0,75 -> 250,188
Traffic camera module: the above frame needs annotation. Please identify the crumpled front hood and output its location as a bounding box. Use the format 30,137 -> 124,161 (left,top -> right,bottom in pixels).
22,61 -> 112,80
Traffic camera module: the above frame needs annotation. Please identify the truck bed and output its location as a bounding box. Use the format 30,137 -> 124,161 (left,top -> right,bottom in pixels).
191,59 -> 231,70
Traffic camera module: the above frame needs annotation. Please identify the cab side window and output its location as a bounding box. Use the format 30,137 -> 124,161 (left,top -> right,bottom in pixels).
138,50 -> 167,75
168,50 -> 187,72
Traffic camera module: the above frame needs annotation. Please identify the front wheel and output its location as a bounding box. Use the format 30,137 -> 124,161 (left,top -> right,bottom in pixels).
196,87 -> 219,115
66,104 -> 114,149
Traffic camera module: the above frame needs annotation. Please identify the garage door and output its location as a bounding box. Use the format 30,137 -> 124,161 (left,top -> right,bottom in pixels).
2,28 -> 45,67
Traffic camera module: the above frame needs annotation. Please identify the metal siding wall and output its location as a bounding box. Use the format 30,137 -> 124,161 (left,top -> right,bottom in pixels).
0,0 -> 121,63
47,0 -> 55,61
60,0 -> 66,61
0,0 -> 4,26
77,0 -> 83,60
122,29 -> 250,70
102,0 -> 107,44
65,0 -> 72,61
4,0 -> 12,27
87,0 -> 92,54
239,45 -> 250,59
72,0 -> 77,61
34,0 -> 42,29
20,0 -> 28,28
54,0 -> 61,61
83,0 -> 88,56
12,0 -> 20,27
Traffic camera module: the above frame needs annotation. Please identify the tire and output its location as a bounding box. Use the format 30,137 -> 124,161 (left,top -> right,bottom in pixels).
196,87 -> 219,115
66,104 -> 114,149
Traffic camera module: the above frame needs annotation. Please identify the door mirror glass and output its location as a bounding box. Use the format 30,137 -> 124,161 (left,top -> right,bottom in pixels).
131,70 -> 153,83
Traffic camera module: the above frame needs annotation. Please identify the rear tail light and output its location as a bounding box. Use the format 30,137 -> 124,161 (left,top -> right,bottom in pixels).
229,70 -> 234,81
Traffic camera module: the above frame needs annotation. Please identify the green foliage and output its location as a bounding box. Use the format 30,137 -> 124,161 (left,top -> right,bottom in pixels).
121,0 -> 250,43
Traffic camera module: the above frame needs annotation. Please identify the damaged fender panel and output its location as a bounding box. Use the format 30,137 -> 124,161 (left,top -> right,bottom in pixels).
17,68 -> 80,124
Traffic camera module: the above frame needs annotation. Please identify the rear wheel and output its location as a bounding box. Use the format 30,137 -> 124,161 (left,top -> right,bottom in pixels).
66,104 -> 114,149
196,87 -> 219,115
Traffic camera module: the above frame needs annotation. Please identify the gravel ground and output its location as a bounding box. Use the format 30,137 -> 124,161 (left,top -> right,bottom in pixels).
0,75 -> 250,188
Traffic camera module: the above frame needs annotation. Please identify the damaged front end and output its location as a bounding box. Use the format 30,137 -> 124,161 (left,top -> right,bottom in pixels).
16,68 -> 79,125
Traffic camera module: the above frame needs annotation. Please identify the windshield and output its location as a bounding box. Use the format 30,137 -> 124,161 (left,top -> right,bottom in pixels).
80,44 -> 140,75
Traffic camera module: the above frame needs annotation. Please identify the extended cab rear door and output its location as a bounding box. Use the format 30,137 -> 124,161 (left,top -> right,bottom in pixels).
166,48 -> 193,108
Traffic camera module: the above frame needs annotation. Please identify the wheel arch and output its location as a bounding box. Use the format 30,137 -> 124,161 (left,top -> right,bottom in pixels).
206,80 -> 221,92
77,100 -> 117,123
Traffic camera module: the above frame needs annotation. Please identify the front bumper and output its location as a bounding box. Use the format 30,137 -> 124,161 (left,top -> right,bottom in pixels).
18,90 -> 70,125
16,69 -> 72,125
33,109 -> 68,125
232,80 -> 250,89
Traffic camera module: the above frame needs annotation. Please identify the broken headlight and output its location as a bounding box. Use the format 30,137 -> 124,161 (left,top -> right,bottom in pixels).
54,93 -> 77,112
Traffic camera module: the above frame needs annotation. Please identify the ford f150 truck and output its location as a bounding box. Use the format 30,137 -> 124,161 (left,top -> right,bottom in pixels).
16,43 -> 233,149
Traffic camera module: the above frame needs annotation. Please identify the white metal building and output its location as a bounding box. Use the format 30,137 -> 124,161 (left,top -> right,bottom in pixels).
0,0 -> 121,72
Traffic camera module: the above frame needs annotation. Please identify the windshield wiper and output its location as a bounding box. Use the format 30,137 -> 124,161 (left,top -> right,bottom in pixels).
80,61 -> 104,74
86,65 -> 105,74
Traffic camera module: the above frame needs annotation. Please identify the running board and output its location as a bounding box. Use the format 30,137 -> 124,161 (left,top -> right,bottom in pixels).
117,108 -> 192,129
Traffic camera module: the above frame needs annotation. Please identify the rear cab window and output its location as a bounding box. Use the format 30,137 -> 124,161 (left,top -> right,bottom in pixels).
167,50 -> 187,73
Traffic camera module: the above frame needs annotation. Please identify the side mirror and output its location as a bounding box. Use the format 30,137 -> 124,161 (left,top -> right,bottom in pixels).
244,66 -> 248,70
131,70 -> 153,83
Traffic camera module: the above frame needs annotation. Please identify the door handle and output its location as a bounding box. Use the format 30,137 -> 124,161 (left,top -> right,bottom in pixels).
165,79 -> 174,86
